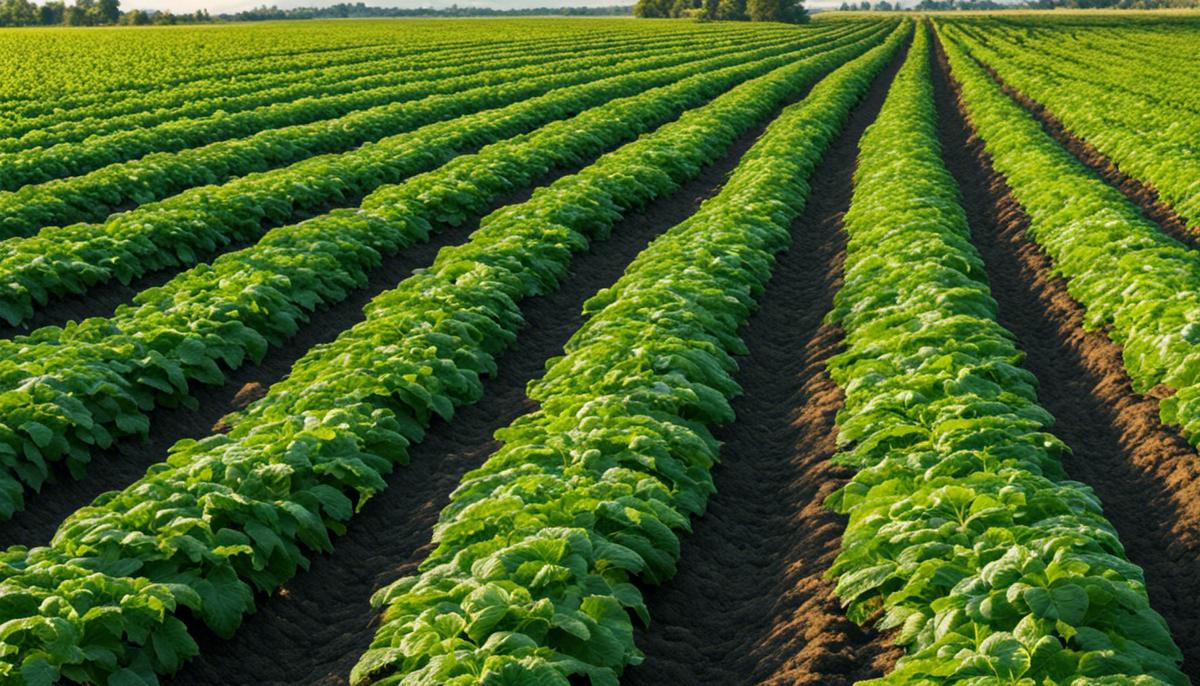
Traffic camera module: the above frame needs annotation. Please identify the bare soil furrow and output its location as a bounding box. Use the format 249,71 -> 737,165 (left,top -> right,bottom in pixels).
623,41 -> 909,686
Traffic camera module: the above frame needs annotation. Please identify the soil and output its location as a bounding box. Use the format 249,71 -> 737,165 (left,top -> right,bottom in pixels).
932,36 -> 1200,680
163,97 -> 795,686
972,58 -> 1199,248
622,40 -> 910,686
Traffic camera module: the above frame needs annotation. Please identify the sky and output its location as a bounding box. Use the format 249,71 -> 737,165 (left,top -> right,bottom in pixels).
120,0 -> 850,13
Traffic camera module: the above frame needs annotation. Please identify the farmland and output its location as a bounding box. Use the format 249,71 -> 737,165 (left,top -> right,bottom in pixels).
0,11 -> 1198,686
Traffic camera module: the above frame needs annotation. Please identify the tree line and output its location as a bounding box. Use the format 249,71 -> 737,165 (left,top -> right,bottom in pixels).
229,2 -> 632,19
0,0 -> 118,25
0,0 -> 213,25
0,0 -> 633,27
633,0 -> 808,22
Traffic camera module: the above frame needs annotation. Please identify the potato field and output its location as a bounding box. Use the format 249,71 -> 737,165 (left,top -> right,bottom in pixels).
0,13 -> 1198,686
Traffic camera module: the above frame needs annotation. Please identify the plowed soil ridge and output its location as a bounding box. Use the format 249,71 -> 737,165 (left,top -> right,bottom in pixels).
933,36 -> 1200,681
164,102 -> 787,686
623,41 -> 910,686
970,54 -> 1199,248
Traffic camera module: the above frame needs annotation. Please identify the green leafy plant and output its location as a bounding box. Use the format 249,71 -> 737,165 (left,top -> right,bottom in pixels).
350,26 -> 908,686
938,25 -> 1200,454
0,24 -> 873,327
0,24 -> 904,685
825,24 -> 1186,685
944,18 -> 1200,231
0,31 -> 817,239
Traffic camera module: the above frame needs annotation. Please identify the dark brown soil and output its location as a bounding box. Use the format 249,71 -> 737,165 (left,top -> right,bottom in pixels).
971,58 -> 1199,248
933,36 -> 1200,681
623,40 -> 910,686
0,177 -> 568,549
164,102 -> 791,686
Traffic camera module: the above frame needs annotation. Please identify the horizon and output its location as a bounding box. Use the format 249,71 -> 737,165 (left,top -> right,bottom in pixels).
119,0 -> 860,14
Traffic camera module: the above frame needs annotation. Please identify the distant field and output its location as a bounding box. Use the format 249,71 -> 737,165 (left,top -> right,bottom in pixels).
0,14 -> 1198,686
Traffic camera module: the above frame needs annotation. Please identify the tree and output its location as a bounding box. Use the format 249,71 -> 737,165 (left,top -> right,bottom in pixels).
875,0 -> 893,9
0,0 -> 39,26
747,0 -> 807,21
63,1 -> 91,25
58,0 -> 118,25
119,8 -> 149,24
633,0 -> 674,16
838,1 -> 851,7
37,0 -> 61,23
95,0 -> 120,23
715,0 -> 747,19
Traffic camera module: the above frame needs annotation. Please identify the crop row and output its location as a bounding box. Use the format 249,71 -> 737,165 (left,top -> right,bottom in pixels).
2,38 -> 424,113
0,25 -> 873,328
956,22 -> 1200,115
0,28 -> 889,526
0,28 -> 816,237
350,25 -> 908,686
2,22 -> 787,118
0,24 -> 584,113
0,27 -> 780,176
0,24 -> 903,686
941,21 -> 1200,232
0,33 -> 571,145
5,44 -> 652,191
1,38 -> 405,109
956,16 -> 1200,92
937,30 -> 1200,451
0,26 -> 755,150
823,26 -> 1185,685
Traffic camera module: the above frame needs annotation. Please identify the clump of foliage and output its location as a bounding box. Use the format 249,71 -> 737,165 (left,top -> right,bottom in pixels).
635,0 -> 809,23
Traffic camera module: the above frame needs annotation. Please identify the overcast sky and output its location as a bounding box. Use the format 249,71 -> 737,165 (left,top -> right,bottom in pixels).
121,0 -> 849,14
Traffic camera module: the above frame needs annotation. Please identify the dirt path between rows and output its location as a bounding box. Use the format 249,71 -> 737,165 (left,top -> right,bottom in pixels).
969,56 -> 1199,247
164,100 -> 795,686
932,36 -> 1200,680
623,41 -> 910,686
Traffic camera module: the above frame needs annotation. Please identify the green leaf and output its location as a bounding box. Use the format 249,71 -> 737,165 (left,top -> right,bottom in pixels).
1023,584 -> 1089,625
20,421 -> 53,450
552,612 -> 591,640
19,658 -> 56,686
980,632 -> 1030,679
107,668 -> 154,686
194,566 -> 254,638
